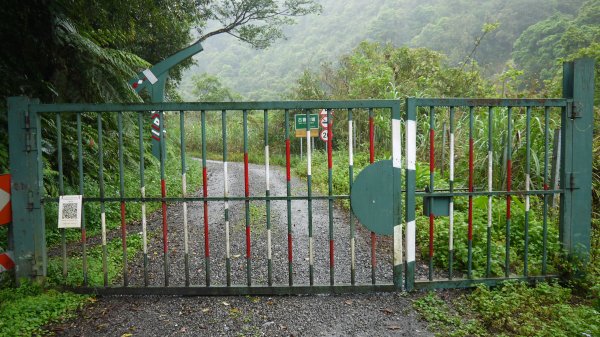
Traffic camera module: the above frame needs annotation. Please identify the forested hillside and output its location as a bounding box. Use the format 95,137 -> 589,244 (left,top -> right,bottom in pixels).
179,0 -> 589,100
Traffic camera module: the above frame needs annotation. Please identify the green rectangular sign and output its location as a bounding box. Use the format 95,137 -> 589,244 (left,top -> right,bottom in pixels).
295,114 -> 319,129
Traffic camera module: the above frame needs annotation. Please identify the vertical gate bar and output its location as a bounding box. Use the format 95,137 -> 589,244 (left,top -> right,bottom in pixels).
405,98 -> 417,291
97,114 -> 108,287
428,106 -> 435,281
524,107 -> 531,277
505,107 -> 512,278
348,108 -> 355,285
223,110 -> 231,286
159,110 -> 169,286
180,111 -> 190,286
243,109 -> 251,286
327,109 -> 334,286
467,106 -> 474,278
285,110 -> 293,286
264,109 -> 273,286
368,108 -> 376,285
76,114 -> 88,286
448,107 -> 455,280
441,122 -> 447,176
201,110 -> 210,287
117,112 -> 128,286
56,113 -> 66,278
542,107 -> 550,275
306,109 -> 314,286
486,106 -> 493,277
137,112 -> 148,286
392,104 -> 403,289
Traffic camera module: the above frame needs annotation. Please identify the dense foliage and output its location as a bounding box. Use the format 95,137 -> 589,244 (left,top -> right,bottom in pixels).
414,282 -> 599,337
180,0 -> 589,100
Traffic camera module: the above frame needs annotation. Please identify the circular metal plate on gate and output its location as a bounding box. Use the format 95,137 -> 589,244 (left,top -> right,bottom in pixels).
350,160 -> 393,236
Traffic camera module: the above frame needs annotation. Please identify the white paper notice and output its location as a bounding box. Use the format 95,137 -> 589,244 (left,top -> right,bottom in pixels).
58,195 -> 83,228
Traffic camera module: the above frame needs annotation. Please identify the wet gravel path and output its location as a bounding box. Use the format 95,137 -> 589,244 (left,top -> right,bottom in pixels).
51,160 -> 432,336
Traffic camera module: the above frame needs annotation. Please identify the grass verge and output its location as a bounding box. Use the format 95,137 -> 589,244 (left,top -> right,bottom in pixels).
414,281 -> 599,337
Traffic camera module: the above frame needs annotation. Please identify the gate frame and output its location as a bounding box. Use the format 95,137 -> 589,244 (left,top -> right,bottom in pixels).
7,99 -> 404,292
6,58 -> 595,290
404,58 -> 594,290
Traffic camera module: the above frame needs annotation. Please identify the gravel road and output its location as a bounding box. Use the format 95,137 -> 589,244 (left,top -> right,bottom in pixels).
50,160 -> 432,336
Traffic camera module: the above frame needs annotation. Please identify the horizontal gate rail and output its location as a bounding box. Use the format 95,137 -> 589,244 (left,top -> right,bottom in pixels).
66,284 -> 398,296
30,100 -> 399,113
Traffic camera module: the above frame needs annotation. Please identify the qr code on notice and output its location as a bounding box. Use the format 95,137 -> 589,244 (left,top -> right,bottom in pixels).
62,202 -> 78,220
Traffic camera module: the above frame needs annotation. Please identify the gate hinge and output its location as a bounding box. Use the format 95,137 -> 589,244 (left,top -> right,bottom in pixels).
569,102 -> 581,119
565,172 -> 579,190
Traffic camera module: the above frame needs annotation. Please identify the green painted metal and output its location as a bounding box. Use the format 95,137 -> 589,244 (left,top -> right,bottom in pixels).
76,114 -> 88,286
69,284 -> 397,296
468,106 -> 474,279
96,114 -> 108,287
348,108 -> 356,286
306,109 -> 314,286
129,42 -> 203,96
243,109 -> 251,286
448,106 -> 455,280
422,196 -> 451,216
129,42 -> 203,158
415,190 -> 560,197
391,103 -> 403,290
405,98 -> 417,292
117,112 -> 128,286
506,106 -> 512,278
201,110 -> 210,286
222,109 -> 231,287
542,107 -> 550,275
369,107 -> 377,286
31,100 -> 400,113
405,92 -> 588,290
327,109 -> 334,286
486,106 -> 493,278
159,110 -> 169,286
8,65 -> 593,294
137,112 -> 149,286
284,109 -> 293,286
56,113 -> 67,278
44,195 -> 354,203
524,107 -> 531,277
350,160 -> 394,235
180,110 -> 190,287
400,98 -> 569,108
428,106 -> 435,282
560,58 -> 594,263
7,96 -> 47,284
414,275 -> 557,290
264,109 -> 272,286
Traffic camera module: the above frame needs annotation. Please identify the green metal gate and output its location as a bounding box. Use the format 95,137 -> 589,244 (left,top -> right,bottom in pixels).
5,58 -> 594,294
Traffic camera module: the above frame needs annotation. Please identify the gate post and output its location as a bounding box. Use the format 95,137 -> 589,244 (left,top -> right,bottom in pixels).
404,98 -> 416,291
392,101 -> 403,290
7,96 -> 46,283
560,58 -> 594,263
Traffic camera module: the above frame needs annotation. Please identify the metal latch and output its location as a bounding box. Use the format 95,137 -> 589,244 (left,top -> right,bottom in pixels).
564,172 -> 579,190
570,102 -> 581,119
